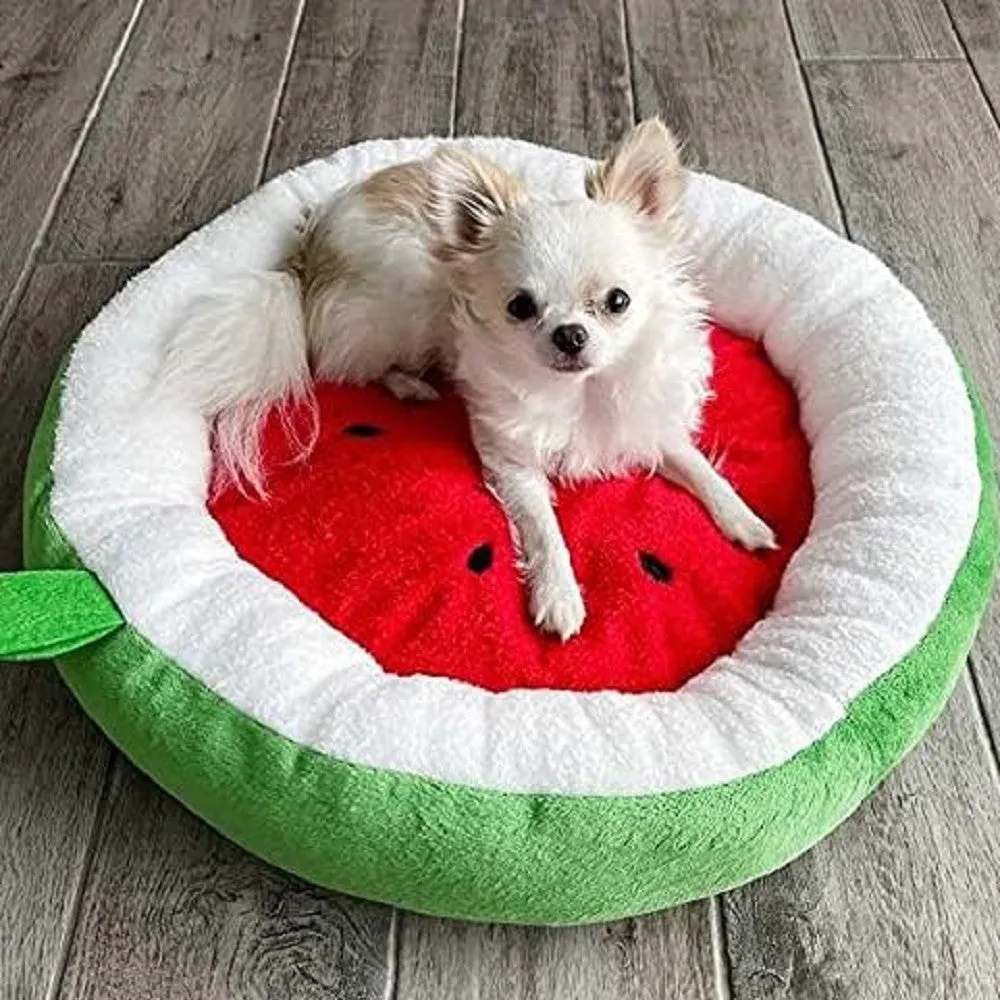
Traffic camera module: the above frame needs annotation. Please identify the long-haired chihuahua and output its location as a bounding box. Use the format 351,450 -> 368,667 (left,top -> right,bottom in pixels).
159,119 -> 776,640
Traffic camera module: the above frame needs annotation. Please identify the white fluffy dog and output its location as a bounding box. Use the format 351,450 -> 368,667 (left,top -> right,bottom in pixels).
160,120 -> 776,640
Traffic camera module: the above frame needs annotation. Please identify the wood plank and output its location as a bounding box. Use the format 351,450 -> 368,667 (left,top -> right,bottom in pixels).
0,262 -> 132,1000
265,0 -> 459,175
627,0 -> 839,224
0,0 -> 138,316
396,906 -> 716,1000
396,4 -> 715,998
43,3 -> 465,997
725,681 -> 1000,999
721,60 -> 1000,1000
0,665 -> 111,1000
454,0 -> 633,155
805,61 -> 1000,462
806,53 -> 1000,810
945,0 -> 1000,119
56,758 -> 393,1000
43,0 -> 302,262
786,0 -> 961,60
971,599 -> 1000,749
604,3 -> 835,994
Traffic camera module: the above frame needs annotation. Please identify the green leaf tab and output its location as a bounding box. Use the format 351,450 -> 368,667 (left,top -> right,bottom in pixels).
0,570 -> 123,662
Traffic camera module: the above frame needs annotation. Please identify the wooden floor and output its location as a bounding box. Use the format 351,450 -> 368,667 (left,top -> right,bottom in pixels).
2,1 -> 999,997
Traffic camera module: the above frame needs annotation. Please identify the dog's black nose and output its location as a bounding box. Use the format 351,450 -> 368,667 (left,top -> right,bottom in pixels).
552,324 -> 588,356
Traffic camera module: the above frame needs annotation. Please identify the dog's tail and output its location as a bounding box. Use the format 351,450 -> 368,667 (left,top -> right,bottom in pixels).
158,270 -> 316,497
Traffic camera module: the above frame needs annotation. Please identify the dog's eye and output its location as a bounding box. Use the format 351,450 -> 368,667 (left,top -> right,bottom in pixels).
506,291 -> 538,321
605,288 -> 630,315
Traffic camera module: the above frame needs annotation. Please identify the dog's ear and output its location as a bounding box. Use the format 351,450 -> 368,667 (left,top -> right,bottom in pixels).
426,148 -> 525,260
585,118 -> 685,224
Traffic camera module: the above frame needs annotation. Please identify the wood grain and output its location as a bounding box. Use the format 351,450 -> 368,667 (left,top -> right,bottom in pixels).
3,3 -> 1000,999
43,0 -> 301,262
971,598 -> 1000,757
945,0 -> 1000,121
0,0 -> 137,312
627,0 -> 839,225
56,758 -> 393,1000
0,262 -> 132,1000
720,60 -> 1000,1000
396,905 -> 716,1000
395,4 -> 717,998
33,3 -> 469,997
808,53 -> 1000,829
454,0 -> 633,155
0,667 -> 111,1000
266,0 -> 459,176
725,681 -> 1000,999
806,61 -> 1000,450
786,0 -> 961,60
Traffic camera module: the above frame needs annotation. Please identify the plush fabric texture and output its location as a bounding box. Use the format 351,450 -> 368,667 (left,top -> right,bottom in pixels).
209,327 -> 813,694
22,361 -> 999,924
42,139 -> 983,796
15,136 -> 995,925
0,569 -> 121,661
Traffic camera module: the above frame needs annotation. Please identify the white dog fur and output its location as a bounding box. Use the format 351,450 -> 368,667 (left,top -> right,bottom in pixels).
158,120 -> 775,640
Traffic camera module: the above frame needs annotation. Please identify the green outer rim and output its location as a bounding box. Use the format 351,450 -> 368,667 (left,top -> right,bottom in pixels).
23,368 -> 998,925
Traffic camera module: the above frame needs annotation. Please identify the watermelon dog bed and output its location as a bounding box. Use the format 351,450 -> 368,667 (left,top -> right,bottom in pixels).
3,137 -> 996,925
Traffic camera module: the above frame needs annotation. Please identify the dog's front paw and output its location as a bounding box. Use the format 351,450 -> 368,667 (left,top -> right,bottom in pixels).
718,502 -> 779,552
530,565 -> 586,640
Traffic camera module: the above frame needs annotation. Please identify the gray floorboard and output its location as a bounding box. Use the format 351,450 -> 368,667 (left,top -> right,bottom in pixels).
1,2 -> 998,997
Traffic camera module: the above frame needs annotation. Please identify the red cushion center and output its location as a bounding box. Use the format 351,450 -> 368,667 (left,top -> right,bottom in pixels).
210,326 -> 813,694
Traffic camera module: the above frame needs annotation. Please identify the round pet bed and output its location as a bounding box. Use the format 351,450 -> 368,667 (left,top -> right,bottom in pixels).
3,137 -> 996,926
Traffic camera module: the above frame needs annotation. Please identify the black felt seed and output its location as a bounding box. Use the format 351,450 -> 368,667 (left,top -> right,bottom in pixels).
344,423 -> 383,437
639,551 -> 672,583
467,543 -> 493,574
